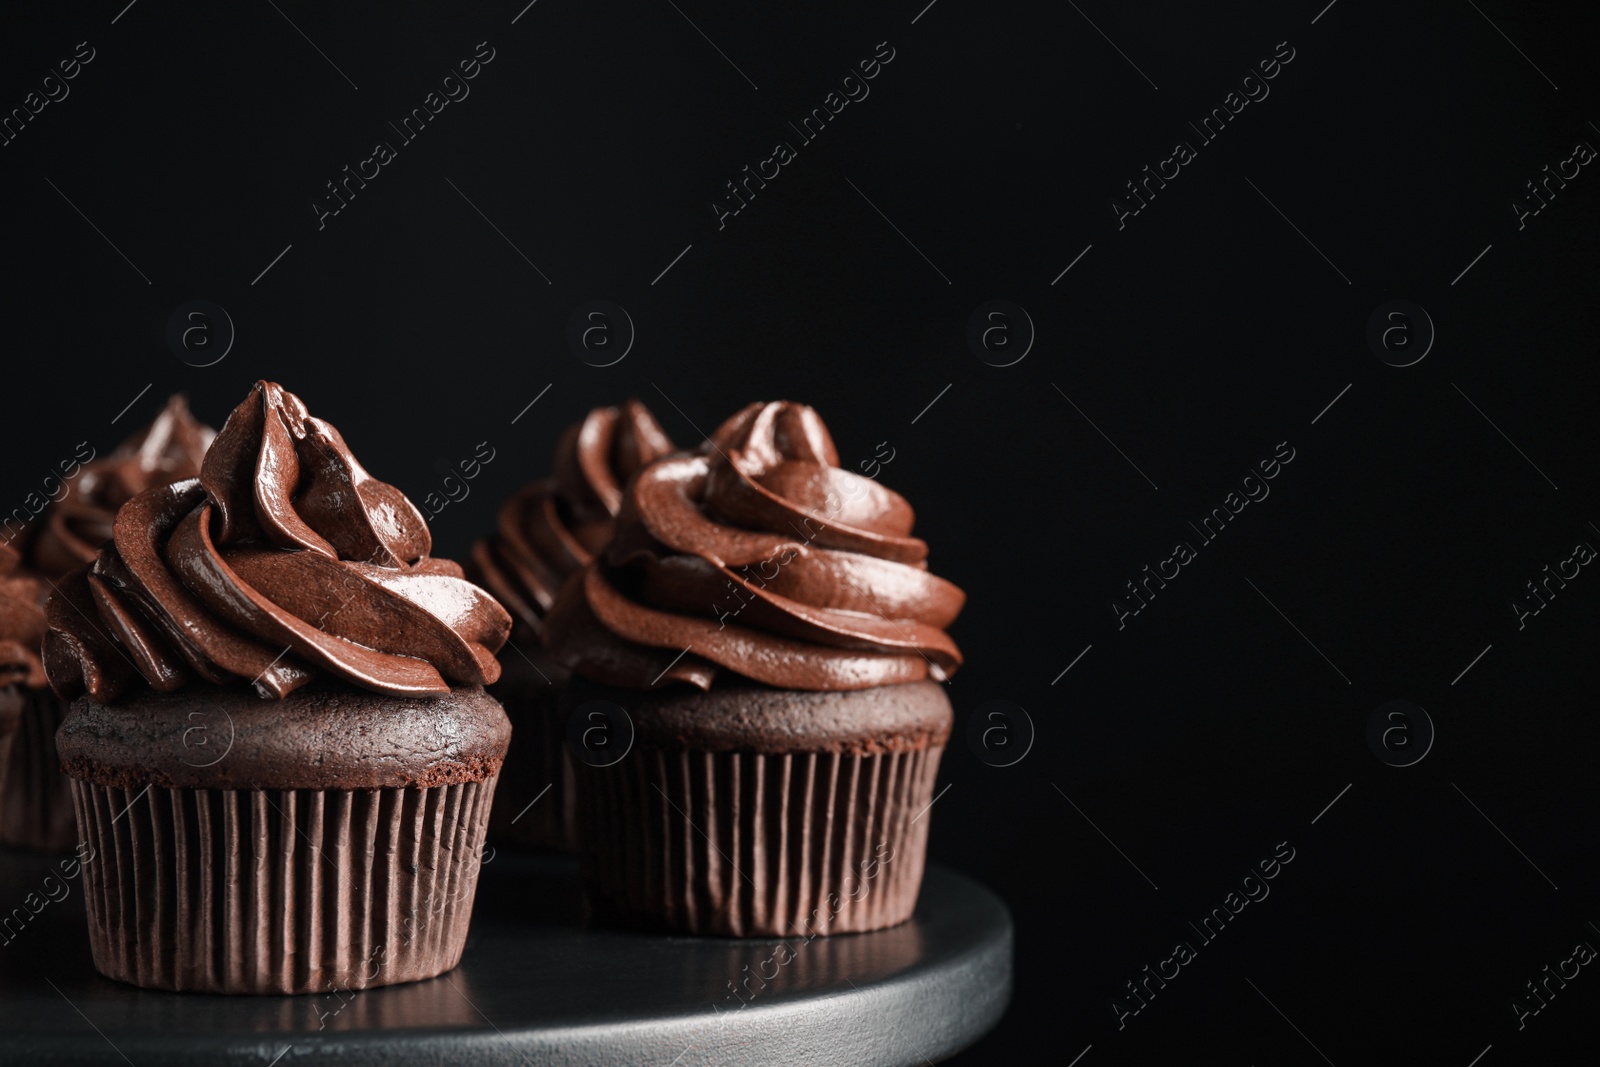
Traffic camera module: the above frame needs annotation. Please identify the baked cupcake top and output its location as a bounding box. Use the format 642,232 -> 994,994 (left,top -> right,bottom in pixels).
44,381 -> 511,703
544,401 -> 964,691
470,400 -> 675,644
26,394 -> 215,580
0,542 -> 48,691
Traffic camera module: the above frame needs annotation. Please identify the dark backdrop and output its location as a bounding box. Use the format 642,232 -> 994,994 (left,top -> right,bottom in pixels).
4,0 -> 1599,1062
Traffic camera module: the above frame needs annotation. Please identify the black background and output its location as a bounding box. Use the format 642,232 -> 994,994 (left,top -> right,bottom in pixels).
4,0 -> 1600,1062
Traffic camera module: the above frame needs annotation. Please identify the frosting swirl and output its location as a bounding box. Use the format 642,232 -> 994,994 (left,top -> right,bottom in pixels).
44,382 -> 511,702
544,401 -> 964,691
27,394 -> 214,580
470,400 -> 675,643
0,542 -> 48,690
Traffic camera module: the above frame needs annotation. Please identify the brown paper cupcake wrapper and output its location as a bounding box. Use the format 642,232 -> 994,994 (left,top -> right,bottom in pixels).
0,689 -> 77,852
487,695 -> 578,851
0,691 -> 18,799
577,746 -> 943,937
68,777 -> 497,994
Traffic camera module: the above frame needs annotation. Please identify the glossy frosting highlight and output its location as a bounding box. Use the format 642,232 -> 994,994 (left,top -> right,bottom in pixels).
545,401 -> 964,691
470,400 -> 675,642
27,395 -> 214,579
44,382 -> 510,702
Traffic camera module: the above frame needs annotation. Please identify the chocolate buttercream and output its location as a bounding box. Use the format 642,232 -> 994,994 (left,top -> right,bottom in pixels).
470,400 -> 675,643
545,401 -> 964,691
27,394 -> 214,579
44,382 -> 511,702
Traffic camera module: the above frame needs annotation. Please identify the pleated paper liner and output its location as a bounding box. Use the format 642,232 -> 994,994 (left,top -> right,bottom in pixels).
0,689 -> 76,851
68,777 -> 497,994
577,745 -> 944,937
0,688 -> 19,796
487,693 -> 578,851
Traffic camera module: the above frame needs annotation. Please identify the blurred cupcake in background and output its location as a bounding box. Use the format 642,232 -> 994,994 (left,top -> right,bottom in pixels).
545,400 -> 964,937
0,394 -> 213,851
470,400 -> 676,850
24,393 -> 215,579
0,543 -> 49,844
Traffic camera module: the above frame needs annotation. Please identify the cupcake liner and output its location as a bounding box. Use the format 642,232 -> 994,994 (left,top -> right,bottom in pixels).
0,689 -> 19,793
487,694 -> 578,851
69,777 -> 497,994
577,745 -> 943,937
0,689 -> 76,852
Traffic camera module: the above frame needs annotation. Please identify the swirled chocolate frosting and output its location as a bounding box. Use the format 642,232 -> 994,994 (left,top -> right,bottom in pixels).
27,394 -> 215,580
470,400 -> 675,643
0,543 -> 48,690
544,401 -> 964,691
44,382 -> 511,703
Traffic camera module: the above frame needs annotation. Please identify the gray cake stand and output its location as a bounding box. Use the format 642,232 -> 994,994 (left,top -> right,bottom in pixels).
0,849 -> 1011,1065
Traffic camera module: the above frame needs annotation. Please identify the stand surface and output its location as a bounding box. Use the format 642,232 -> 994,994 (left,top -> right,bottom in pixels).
0,849 -> 1011,1065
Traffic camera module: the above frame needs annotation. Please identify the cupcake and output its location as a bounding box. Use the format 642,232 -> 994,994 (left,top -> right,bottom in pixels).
25,393 -> 215,579
544,401 -> 964,936
0,394 -> 213,851
469,400 -> 675,850
44,381 -> 512,994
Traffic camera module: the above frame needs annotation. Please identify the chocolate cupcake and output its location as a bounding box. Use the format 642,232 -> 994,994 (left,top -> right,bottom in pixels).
25,393 -> 215,580
0,395 -> 213,851
470,401 -> 675,850
545,401 -> 964,936
44,382 -> 512,994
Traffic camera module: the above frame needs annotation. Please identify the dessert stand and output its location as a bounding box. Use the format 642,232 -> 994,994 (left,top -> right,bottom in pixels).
0,849 -> 1011,1065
